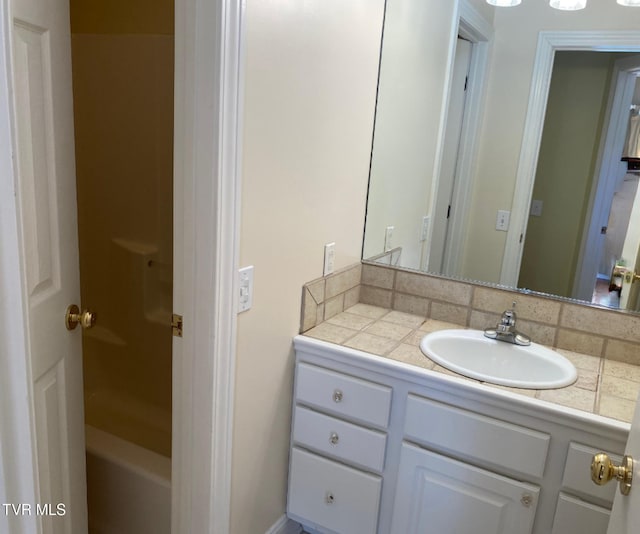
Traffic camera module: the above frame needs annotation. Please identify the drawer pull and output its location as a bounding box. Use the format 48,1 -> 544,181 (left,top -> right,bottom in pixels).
325,491 -> 335,504
333,389 -> 343,403
521,493 -> 534,507
329,432 -> 339,445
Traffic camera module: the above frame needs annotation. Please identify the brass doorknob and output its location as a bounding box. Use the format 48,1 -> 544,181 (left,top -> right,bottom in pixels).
591,452 -> 633,496
65,304 -> 96,331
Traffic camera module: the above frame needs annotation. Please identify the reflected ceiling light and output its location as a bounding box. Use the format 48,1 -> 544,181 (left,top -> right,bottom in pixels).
549,0 -> 587,9
486,0 -> 521,6
617,0 -> 640,6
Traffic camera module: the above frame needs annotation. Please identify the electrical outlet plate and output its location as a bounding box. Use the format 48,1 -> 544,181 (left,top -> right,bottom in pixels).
323,243 -> 335,276
384,226 -> 394,252
238,266 -> 254,313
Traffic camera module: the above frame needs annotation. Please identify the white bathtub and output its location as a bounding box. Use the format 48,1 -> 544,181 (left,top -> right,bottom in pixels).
85,425 -> 171,534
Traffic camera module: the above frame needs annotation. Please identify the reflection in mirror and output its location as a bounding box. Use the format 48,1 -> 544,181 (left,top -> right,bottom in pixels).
363,0 -> 640,313
518,52 -> 640,311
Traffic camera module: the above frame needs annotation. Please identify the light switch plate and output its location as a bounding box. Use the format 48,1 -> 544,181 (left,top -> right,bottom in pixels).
238,266 -> 254,313
530,199 -> 543,217
496,210 -> 510,232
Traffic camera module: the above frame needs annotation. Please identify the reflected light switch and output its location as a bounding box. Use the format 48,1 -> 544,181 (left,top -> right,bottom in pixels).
530,199 -> 543,217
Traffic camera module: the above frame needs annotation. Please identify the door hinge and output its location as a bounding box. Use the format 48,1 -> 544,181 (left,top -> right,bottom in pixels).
172,313 -> 183,337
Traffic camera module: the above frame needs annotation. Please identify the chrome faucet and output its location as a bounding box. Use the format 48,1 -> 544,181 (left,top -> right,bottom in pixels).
484,302 -> 531,346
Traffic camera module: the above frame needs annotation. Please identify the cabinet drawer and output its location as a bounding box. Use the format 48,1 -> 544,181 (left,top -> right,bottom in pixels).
288,447 -> 382,534
404,395 -> 550,479
293,406 -> 387,472
551,493 -> 610,534
296,363 -> 392,427
562,442 -> 621,505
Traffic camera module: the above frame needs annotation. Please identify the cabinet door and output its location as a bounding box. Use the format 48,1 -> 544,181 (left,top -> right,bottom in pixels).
551,493 -> 610,534
391,443 -> 539,534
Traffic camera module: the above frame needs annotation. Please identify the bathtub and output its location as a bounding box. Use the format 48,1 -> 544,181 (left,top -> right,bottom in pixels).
85,425 -> 171,534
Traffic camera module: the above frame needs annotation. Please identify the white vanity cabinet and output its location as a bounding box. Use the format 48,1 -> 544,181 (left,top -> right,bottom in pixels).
287,362 -> 391,534
288,336 -> 629,534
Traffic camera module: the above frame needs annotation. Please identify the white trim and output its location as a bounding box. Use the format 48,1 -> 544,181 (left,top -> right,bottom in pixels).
265,515 -> 303,534
443,1 -> 493,277
172,0 -> 243,534
500,30 -> 640,287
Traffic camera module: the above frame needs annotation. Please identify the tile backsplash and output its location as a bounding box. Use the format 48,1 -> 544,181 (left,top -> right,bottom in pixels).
300,261 -> 640,366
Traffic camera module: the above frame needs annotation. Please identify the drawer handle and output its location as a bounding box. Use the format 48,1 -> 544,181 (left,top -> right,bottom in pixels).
329,432 -> 339,445
325,491 -> 335,505
333,389 -> 343,403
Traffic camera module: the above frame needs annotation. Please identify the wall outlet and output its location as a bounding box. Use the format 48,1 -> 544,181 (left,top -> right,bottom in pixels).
496,210 -> 510,232
238,266 -> 254,313
384,226 -> 394,252
420,216 -> 430,242
530,199 -> 543,217
323,242 -> 335,276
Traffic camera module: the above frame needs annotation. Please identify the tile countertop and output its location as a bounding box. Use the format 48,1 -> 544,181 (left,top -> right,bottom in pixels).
303,303 -> 640,425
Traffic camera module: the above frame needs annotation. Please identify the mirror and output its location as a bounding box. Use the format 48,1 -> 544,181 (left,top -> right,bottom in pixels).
362,0 -> 640,312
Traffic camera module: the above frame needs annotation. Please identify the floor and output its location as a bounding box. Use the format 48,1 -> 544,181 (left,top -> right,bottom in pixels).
592,278 -> 621,309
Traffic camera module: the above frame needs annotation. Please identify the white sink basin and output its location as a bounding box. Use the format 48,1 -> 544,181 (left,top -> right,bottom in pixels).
420,329 -> 577,389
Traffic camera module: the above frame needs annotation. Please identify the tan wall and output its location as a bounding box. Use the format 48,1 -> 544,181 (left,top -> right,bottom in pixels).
518,51 -> 615,297
71,2 -> 174,457
462,2 -> 640,283
231,0 -> 385,531
70,0 -> 173,34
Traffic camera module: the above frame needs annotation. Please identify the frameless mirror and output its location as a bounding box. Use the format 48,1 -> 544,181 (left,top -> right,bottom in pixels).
363,0 -> 640,312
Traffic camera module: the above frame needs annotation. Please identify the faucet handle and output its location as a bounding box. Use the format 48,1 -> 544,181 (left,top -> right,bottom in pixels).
500,302 -> 517,327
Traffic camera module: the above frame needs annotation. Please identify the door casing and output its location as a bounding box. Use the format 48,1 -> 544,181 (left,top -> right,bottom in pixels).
0,0 -> 244,532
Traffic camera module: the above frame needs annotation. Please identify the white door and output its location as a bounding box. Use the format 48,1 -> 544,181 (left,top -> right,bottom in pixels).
606,393 -> 640,533
427,37 -> 472,274
10,0 -> 87,531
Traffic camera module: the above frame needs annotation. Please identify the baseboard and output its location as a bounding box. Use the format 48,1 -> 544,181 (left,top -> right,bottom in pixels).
265,514 -> 303,534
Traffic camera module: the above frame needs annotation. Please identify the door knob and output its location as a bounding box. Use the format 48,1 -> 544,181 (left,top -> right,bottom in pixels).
591,452 -> 633,496
65,304 -> 96,330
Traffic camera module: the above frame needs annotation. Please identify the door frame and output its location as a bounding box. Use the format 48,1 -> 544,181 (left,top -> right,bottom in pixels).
500,30 -> 640,288
425,0 -> 493,276
171,0 -> 243,532
0,0 -> 244,533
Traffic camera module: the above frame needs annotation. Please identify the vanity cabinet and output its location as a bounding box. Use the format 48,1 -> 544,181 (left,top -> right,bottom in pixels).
287,362 -> 391,534
288,336 -> 629,534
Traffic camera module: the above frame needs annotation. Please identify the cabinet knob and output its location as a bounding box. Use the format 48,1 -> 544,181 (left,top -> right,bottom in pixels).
333,389 -> 343,403
591,452 -> 634,496
329,432 -> 339,445
520,493 -> 534,507
325,491 -> 335,505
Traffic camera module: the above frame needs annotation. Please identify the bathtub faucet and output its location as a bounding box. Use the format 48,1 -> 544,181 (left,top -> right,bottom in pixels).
484,302 -> 531,346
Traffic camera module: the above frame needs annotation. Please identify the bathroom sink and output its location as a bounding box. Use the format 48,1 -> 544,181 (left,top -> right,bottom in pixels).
419,329 -> 577,389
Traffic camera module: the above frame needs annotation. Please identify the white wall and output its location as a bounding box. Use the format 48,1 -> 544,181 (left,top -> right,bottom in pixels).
364,0 -> 459,269
231,0 -> 385,532
462,2 -> 640,283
